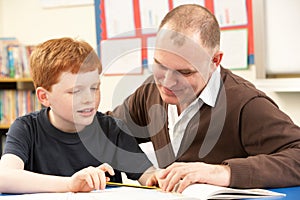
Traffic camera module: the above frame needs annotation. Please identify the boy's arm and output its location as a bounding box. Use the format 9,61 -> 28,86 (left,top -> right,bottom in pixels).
0,154 -> 114,194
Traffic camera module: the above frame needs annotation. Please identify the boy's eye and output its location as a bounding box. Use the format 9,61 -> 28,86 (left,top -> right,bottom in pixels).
68,90 -> 79,94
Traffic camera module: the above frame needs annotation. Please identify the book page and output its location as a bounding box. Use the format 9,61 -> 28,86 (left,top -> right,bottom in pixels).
182,184 -> 286,200
0,187 -> 189,200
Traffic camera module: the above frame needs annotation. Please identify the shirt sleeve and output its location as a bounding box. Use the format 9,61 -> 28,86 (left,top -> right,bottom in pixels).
4,117 -> 31,164
224,97 -> 300,188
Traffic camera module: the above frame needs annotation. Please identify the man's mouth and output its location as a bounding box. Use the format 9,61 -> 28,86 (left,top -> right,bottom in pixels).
161,86 -> 177,96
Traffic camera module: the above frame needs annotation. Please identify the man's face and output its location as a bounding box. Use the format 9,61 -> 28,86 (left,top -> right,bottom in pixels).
47,69 -> 101,132
153,29 -> 213,110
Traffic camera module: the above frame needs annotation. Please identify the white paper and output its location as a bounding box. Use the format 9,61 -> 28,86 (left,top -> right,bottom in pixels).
139,0 -> 169,34
182,184 -> 285,199
101,38 -> 142,75
220,29 -> 248,69
104,0 -> 135,38
213,0 -> 248,27
172,0 -> 205,8
0,188 -> 185,200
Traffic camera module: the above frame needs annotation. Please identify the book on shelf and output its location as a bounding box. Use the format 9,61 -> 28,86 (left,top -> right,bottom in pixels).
0,37 -> 35,79
0,90 -> 40,126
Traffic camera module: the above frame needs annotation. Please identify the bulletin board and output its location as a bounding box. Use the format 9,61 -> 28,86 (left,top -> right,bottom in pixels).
94,0 -> 254,75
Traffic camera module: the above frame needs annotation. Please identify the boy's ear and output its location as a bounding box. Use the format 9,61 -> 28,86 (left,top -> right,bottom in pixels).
36,87 -> 50,107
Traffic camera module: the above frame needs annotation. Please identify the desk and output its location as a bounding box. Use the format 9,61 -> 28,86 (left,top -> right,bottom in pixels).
268,187 -> 300,200
0,186 -> 299,199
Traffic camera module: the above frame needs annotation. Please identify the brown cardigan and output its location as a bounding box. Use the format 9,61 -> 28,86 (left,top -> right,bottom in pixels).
108,66 -> 300,188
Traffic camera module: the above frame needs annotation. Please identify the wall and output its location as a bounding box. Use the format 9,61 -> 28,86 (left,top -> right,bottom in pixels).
1,0 -> 300,125
264,0 -> 300,75
0,0 -> 3,35
0,0 -> 96,47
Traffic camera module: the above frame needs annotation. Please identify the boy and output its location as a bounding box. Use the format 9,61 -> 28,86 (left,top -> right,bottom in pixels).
0,37 -> 154,193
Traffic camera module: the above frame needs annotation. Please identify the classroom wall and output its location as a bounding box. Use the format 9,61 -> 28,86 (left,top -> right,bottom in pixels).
0,0 -> 96,47
1,0 -> 300,125
0,0 -> 3,35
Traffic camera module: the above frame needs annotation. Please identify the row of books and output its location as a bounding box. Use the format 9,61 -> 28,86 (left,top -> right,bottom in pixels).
0,37 -> 35,78
0,90 -> 41,126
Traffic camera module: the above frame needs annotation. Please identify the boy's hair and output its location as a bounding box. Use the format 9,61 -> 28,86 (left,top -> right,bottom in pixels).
159,4 -> 220,53
30,37 -> 102,91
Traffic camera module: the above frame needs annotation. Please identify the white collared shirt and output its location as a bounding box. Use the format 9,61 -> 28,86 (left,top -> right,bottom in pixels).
168,67 -> 221,156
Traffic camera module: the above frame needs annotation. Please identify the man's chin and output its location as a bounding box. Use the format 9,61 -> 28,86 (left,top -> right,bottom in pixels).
161,95 -> 179,105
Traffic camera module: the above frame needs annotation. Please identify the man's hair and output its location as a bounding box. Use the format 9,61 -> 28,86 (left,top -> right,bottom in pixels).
30,37 -> 102,91
159,4 -> 220,52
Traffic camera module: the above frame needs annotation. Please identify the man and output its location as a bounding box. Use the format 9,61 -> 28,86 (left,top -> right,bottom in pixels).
108,4 -> 300,193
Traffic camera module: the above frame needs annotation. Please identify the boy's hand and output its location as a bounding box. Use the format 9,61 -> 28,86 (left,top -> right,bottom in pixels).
68,163 -> 115,192
145,169 -> 162,188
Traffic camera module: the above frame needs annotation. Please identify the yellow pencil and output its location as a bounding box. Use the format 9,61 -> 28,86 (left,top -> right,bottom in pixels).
106,182 -> 159,190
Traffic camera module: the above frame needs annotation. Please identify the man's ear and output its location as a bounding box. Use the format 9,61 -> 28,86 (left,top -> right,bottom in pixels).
36,87 -> 50,107
212,51 -> 223,67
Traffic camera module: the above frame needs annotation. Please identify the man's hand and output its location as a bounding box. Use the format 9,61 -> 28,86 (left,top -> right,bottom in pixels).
67,163 -> 115,192
147,162 -> 231,193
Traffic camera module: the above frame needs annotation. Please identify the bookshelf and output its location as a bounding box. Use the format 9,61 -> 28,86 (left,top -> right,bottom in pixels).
0,79 -> 37,127
0,38 -> 38,154
0,78 -> 39,155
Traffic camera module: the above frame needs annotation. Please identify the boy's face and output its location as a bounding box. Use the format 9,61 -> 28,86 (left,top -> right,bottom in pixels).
47,69 -> 101,132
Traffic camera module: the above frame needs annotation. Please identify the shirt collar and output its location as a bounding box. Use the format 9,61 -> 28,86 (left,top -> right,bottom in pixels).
199,67 -> 221,107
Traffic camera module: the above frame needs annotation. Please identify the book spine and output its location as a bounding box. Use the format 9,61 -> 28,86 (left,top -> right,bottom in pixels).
6,45 -> 15,78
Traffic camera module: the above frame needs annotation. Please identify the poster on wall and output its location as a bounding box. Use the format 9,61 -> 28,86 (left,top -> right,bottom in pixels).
95,0 -> 254,75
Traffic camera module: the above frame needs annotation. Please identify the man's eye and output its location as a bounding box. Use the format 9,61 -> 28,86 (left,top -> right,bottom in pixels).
180,71 -> 193,76
91,87 -> 99,91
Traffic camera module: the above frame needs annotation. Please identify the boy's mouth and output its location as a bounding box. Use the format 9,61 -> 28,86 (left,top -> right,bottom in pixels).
78,108 -> 94,113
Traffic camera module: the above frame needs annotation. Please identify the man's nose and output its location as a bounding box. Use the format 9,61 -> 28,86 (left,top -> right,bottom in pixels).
162,70 -> 178,88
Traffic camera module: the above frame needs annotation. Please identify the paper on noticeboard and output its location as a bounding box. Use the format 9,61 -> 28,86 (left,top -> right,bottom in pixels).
213,0 -> 248,27
220,29 -> 248,69
139,0 -> 169,34
104,0 -> 135,38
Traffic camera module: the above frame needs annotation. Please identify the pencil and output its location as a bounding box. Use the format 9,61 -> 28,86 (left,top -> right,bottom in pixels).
106,182 -> 159,190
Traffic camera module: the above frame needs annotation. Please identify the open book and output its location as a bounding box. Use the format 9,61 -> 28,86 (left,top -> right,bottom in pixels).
0,183 -> 286,200
101,182 -> 286,200
182,184 -> 286,199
